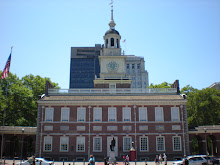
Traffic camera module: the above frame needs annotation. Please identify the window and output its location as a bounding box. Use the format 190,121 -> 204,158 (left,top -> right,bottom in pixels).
123,107 -> 131,121
156,136 -> 165,151
116,39 -> 119,48
155,107 -> 164,122
132,64 -> 135,69
123,137 -> 131,151
93,137 -> 102,152
60,136 -> 69,152
108,107 -> 117,121
77,136 -> 85,152
44,136 -> 52,151
173,136 -> 181,151
93,107 -> 102,122
139,107 -> 147,121
61,108 -> 69,122
127,64 -> 130,69
106,39 -> 108,48
45,108 -> 54,122
137,63 -> 140,69
77,107 -> 86,122
171,107 -> 180,121
111,38 -> 114,47
140,136 -> 148,151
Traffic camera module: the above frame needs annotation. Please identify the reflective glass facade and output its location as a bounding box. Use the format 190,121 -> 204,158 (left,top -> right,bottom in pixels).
70,57 -> 100,88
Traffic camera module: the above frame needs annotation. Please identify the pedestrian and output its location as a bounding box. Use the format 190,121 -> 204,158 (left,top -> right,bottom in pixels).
163,153 -> 167,165
159,154 -> 162,164
32,156 -> 36,165
104,158 -> 108,165
123,155 -> 126,165
89,155 -> 94,165
126,155 -> 129,165
183,155 -> 188,165
155,155 -> 159,165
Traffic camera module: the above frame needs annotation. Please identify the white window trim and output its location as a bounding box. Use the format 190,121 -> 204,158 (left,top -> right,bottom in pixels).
156,136 -> 165,151
172,136 -> 182,151
77,107 -> 86,122
139,107 -> 148,122
61,107 -> 70,122
76,136 -> 85,152
123,136 -> 132,152
93,136 -> 102,152
93,107 -> 102,122
139,136 -> 149,152
123,107 -> 131,122
155,107 -> 164,122
108,107 -> 117,122
43,136 -> 52,152
45,108 -> 54,122
60,136 -> 69,152
171,107 -> 180,121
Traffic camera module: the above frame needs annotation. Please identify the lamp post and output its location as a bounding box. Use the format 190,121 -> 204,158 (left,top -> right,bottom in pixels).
180,105 -> 186,156
20,128 -> 24,161
39,106 -> 44,158
204,128 -> 208,165
88,105 -> 91,160
133,105 -> 137,159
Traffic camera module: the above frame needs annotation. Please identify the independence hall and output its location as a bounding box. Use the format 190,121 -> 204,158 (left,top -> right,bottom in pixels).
35,4 -> 189,161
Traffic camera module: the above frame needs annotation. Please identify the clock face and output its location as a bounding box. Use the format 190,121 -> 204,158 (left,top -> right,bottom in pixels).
107,61 -> 119,72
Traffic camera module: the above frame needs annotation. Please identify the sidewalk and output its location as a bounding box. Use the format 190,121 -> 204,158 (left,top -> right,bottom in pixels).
0,160 -> 174,165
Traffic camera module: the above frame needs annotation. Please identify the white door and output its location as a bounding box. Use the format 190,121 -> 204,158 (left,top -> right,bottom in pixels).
107,136 -> 118,157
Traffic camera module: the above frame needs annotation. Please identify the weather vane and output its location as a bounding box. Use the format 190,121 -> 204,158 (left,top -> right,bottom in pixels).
110,0 -> 113,7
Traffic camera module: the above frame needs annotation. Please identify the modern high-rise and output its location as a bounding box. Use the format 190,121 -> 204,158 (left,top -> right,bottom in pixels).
69,45 -> 101,88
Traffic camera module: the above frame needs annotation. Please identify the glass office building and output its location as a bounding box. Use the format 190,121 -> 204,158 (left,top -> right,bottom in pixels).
69,45 -> 101,88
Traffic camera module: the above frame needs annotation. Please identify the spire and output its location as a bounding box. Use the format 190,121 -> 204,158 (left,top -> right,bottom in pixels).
109,0 -> 116,29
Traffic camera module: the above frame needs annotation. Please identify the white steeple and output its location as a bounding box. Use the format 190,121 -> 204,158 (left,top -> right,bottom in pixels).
109,1 -> 116,29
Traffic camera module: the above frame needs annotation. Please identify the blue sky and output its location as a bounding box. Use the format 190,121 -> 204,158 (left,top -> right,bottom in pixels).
1,0 -> 219,90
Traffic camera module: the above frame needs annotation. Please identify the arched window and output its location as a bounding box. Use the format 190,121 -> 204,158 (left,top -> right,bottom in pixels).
106,39 -> 108,48
116,39 -> 119,48
111,38 -> 114,47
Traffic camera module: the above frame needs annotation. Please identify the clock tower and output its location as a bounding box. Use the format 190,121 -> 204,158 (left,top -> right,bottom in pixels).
94,3 -> 132,88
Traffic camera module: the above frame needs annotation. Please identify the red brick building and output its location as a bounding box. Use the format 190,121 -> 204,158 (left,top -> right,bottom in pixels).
35,85 -> 189,161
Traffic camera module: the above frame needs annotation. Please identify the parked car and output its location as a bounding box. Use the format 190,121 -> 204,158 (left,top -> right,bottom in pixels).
173,155 -> 215,165
16,158 -> 54,165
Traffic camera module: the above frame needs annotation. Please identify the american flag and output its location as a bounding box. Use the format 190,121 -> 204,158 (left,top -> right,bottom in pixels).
1,53 -> 11,79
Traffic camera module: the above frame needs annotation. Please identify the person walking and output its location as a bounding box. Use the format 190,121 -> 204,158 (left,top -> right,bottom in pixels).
183,155 -> 188,165
89,155 -> 95,165
163,153 -> 167,165
155,155 -> 159,165
159,154 -> 162,164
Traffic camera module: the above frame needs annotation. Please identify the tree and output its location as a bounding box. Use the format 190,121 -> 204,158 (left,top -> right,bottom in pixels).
21,74 -> 58,101
0,72 -> 59,126
183,87 -> 220,128
148,82 -> 172,88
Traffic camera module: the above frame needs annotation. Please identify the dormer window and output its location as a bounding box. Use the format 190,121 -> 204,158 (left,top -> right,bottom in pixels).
111,38 -> 114,47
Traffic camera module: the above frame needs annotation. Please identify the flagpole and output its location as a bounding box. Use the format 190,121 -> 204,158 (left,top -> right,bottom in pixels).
1,47 -> 13,161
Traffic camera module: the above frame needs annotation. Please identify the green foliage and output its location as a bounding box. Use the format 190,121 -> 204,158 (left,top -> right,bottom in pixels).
148,82 -> 172,88
0,72 -> 59,126
191,136 -> 199,155
181,85 -> 220,128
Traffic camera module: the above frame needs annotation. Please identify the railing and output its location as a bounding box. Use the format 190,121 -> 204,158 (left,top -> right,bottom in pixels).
48,88 -> 177,95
